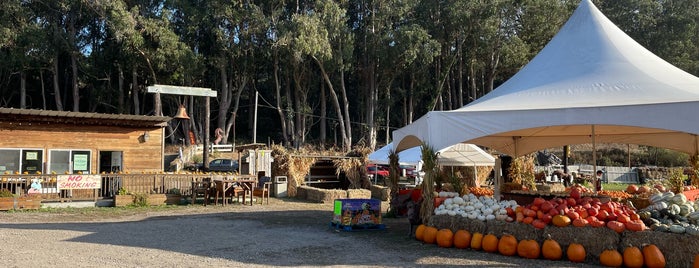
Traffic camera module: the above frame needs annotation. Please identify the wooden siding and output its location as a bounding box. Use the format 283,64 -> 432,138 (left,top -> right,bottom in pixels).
0,122 -> 164,173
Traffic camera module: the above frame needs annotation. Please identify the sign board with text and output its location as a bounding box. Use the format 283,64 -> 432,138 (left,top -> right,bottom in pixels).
57,175 -> 101,190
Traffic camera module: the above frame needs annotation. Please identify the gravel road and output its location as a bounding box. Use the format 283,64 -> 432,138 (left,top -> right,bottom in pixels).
0,198 -> 602,267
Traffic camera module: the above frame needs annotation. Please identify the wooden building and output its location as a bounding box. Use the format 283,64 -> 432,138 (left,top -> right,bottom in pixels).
0,108 -> 170,174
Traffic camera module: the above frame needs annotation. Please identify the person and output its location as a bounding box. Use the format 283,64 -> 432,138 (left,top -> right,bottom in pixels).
595,170 -> 603,191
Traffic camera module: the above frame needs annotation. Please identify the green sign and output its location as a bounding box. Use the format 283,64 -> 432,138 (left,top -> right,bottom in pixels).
73,154 -> 88,170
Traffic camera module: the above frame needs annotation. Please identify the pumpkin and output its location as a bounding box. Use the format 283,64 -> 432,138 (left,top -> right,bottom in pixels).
623,246 -> 644,268
517,239 -> 540,259
436,229 -> 454,248
415,224 -> 426,241
552,214 -> 571,227
532,219 -> 547,229
482,234 -> 499,253
600,248 -> 623,267
422,226 -> 438,244
625,221 -> 645,232
694,254 -> 699,268
470,232 -> 484,250
572,218 -> 589,227
497,234 -> 518,256
542,237 -> 562,260
626,184 -> 639,194
453,230 -> 471,249
606,220 -> 626,233
642,244 -> 666,268
567,243 -> 586,262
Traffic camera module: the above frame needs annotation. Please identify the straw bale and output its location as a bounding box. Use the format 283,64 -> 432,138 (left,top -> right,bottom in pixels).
296,185 -> 311,200
544,226 -> 619,264
370,185 -> 390,201
622,231 -> 699,268
428,215 -> 487,234
347,189 -> 371,199
486,221 -> 541,241
305,187 -> 346,203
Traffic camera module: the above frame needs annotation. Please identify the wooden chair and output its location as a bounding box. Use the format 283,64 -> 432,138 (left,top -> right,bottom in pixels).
214,180 -> 244,205
252,176 -> 272,204
191,178 -> 214,205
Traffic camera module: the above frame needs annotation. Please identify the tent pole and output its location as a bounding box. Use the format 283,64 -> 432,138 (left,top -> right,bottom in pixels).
494,157 -> 502,201
592,125 -> 597,194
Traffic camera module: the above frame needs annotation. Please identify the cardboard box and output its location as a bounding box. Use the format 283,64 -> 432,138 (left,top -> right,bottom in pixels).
332,198 -> 382,227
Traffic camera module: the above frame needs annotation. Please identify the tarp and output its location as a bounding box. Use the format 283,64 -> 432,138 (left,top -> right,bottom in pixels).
368,143 -> 495,166
392,0 -> 699,156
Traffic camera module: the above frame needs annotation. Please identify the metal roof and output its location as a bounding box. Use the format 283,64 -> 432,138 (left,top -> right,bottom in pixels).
0,108 -> 171,127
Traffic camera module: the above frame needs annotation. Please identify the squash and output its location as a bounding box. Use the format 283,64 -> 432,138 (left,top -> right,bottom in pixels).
482,234 -> 499,253
668,224 -> 686,234
453,230 -> 472,249
606,220 -> 626,233
470,232 -> 484,250
686,225 -> 699,236
517,239 -> 540,259
567,243 -> 586,262
415,224 -> 426,241
572,218 -> 589,227
642,244 -> 666,268
600,248 -> 623,267
552,214 -> 571,227
436,229 -> 454,248
422,226 -> 439,244
623,246 -> 644,268
542,237 -> 562,260
497,234 -> 517,256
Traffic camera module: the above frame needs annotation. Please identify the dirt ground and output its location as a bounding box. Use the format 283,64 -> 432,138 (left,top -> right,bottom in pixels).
0,198 -> 602,267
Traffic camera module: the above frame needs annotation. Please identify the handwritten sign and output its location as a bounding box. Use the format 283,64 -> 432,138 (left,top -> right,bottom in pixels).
57,175 -> 101,190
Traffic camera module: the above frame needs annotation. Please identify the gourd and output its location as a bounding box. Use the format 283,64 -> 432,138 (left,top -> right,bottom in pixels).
600,248 -> 623,267
552,215 -> 571,227
542,236 -> 562,260
497,234 -> 517,256
668,224 -> 686,234
623,246 -> 644,268
566,243 -> 586,262
436,229 -> 454,248
517,239 -> 540,259
482,234 -> 499,253
642,244 -> 666,268
686,225 -> 699,236
453,230 -> 471,249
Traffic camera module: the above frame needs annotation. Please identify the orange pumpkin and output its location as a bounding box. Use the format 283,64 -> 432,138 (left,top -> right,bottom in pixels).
567,243 -> 586,262
600,249 -> 623,267
623,246 -> 644,268
415,224 -> 426,241
517,239 -> 540,259
482,234 -> 499,253
572,218 -> 589,227
542,237 -> 562,260
453,230 -> 471,249
625,221 -> 645,232
497,234 -> 518,256
642,244 -> 666,268
470,232 -> 484,250
606,220 -> 626,233
693,254 -> 699,268
436,229 -> 454,248
422,226 -> 438,244
552,215 -> 571,227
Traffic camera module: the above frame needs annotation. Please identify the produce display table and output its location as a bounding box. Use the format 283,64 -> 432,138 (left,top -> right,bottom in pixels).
502,191 -> 611,205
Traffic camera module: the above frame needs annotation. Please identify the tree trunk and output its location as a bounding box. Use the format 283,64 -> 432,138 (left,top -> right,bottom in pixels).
320,79 -> 327,146
285,71 -> 295,147
217,65 -> 231,140
313,56 -> 349,151
39,69 -> 46,109
131,64 -> 140,115
117,63 -> 124,113
20,70 -> 26,109
68,13 -> 79,112
273,50 -> 289,145
52,57 -> 63,111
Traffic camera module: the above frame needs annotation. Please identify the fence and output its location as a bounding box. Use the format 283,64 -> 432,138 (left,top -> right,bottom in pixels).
195,144 -> 233,153
0,174 -> 219,202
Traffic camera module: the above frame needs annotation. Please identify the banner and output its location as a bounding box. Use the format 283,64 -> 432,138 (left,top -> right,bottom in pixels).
57,174 -> 101,190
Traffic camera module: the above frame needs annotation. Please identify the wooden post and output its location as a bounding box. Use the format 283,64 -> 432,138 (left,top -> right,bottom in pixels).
203,97 -> 210,170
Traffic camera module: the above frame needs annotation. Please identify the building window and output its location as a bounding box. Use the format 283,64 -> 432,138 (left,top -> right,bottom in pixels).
0,148 -> 44,174
49,149 -> 92,174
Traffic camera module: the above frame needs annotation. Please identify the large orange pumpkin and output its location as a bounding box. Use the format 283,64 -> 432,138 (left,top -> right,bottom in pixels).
600,249 -> 623,267
436,229 -> 454,248
542,237 -> 562,260
482,234 -> 499,253
567,243 -> 586,262
470,232 -> 484,250
453,230 -> 471,249
497,234 -> 518,256
623,246 -> 644,268
642,244 -> 666,268
422,226 -> 438,244
517,239 -> 540,259
693,254 -> 699,268
415,224 -> 426,241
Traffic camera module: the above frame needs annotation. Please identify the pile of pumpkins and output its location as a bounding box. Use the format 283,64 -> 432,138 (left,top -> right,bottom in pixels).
414,224 -> 675,267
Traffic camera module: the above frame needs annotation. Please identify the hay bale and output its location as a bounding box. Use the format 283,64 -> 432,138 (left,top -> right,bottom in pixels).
305,188 -> 346,203
370,185 -> 390,201
545,226 -> 619,264
347,189 -> 371,199
622,231 -> 699,268
486,221 -> 541,241
428,215 -> 487,234
296,185 -> 311,200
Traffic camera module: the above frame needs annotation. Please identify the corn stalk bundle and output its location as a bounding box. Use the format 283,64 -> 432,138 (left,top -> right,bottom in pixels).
509,154 -> 536,191
690,153 -> 699,186
334,157 -> 363,189
388,149 -> 401,214
420,144 -> 438,224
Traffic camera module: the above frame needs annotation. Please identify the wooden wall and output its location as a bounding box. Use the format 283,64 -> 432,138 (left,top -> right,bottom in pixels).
0,122 -> 164,173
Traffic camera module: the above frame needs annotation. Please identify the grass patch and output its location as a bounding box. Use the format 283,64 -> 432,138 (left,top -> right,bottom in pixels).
601,183 -> 628,191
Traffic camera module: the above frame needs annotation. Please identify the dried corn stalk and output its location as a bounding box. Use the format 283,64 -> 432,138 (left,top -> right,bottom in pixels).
420,144 -> 438,224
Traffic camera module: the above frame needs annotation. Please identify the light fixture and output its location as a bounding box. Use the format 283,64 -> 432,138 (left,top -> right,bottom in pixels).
142,131 -> 150,142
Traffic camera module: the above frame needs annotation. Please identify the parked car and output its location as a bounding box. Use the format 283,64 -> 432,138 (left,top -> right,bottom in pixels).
204,158 -> 239,172
367,164 -> 389,178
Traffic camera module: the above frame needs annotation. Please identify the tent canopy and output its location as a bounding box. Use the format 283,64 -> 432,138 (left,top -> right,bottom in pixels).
369,143 -> 495,166
393,0 -> 699,156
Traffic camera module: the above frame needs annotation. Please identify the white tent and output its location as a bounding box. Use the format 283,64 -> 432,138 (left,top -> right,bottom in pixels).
368,143 -> 495,166
393,0 -> 699,157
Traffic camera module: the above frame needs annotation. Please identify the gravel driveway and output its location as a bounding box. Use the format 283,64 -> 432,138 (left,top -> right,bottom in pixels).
0,198 -> 602,267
